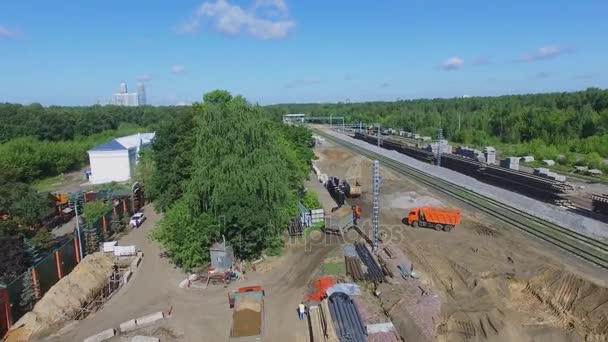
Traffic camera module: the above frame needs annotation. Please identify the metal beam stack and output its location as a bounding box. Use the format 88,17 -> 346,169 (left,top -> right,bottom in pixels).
592,194 -> 608,215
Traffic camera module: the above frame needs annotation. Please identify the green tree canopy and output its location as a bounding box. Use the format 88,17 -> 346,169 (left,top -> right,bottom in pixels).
151,91 -> 314,269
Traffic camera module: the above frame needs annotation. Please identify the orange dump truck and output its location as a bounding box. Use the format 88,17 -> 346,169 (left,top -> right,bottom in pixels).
405,207 -> 461,232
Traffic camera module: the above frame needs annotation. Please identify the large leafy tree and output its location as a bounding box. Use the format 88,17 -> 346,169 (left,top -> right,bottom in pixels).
151,91 -> 313,269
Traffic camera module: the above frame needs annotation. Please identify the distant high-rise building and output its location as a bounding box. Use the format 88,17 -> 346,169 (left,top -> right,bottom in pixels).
137,82 -> 147,106
112,81 -> 144,106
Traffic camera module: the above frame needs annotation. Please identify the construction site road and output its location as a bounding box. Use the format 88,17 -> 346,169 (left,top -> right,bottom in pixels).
43,202 -> 336,342
314,128 -> 608,271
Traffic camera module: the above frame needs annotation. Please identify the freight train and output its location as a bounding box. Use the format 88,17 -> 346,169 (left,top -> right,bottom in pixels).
352,131 -> 574,199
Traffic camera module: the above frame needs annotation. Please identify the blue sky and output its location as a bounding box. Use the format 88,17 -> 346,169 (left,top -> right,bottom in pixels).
0,0 -> 606,106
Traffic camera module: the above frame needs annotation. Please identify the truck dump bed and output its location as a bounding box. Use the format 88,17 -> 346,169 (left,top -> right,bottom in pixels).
324,206 -> 354,235
421,207 -> 461,225
230,291 -> 264,341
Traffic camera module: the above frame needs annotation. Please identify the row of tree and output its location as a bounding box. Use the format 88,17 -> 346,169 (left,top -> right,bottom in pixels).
0,126 -> 150,183
0,103 -> 188,143
266,88 -> 608,171
149,91 -> 315,269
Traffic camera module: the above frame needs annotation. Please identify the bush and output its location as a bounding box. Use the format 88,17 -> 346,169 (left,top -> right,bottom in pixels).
83,201 -> 111,224
302,191 -> 321,209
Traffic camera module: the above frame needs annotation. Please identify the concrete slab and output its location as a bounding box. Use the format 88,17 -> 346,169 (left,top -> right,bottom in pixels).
367,322 -> 395,333
130,256 -> 142,269
123,270 -> 133,285
131,336 -> 160,342
135,311 -> 164,327
83,328 -> 115,342
119,319 -> 138,333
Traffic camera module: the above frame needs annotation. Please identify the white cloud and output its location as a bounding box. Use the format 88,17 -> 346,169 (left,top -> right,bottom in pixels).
178,0 -> 295,40
171,65 -> 187,74
516,45 -> 571,62
137,73 -> 153,82
0,25 -> 18,39
441,57 -> 464,71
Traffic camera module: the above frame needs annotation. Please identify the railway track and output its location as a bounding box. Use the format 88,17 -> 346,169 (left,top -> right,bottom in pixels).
315,129 -> 608,270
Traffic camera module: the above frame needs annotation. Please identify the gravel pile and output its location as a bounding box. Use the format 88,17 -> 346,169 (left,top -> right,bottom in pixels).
325,130 -> 608,239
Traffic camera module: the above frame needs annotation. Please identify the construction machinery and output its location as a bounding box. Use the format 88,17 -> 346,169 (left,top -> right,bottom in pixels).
404,207 -> 461,232
228,286 -> 265,341
325,206 -> 361,235
348,179 -> 362,198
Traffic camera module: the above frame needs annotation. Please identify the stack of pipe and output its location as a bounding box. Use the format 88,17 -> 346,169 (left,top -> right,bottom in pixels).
354,243 -> 384,283
345,256 -> 365,281
592,194 -> 608,215
328,292 -> 367,342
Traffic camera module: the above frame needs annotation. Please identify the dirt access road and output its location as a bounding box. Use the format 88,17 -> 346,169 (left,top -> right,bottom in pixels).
313,137 -> 608,342
44,204 -> 336,342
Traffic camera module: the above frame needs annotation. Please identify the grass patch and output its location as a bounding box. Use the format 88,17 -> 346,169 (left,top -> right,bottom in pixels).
32,174 -> 69,192
322,261 -> 346,276
303,221 -> 325,239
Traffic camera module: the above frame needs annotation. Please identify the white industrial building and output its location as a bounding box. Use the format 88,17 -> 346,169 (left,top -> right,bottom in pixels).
87,133 -> 155,184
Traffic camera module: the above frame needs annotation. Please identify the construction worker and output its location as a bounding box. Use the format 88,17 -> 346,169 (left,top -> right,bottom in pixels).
298,302 -> 305,320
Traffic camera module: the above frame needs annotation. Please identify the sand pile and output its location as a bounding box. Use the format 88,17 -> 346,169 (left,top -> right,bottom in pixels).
7,252 -> 115,338
519,268 -> 608,341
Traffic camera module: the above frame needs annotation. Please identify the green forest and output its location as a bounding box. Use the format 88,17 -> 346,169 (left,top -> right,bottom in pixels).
267,88 -> 608,172
0,104 -> 188,183
0,104 -> 186,245
148,90 -> 314,269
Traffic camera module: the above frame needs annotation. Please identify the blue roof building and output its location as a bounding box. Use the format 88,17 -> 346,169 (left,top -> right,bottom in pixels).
87,133 -> 155,184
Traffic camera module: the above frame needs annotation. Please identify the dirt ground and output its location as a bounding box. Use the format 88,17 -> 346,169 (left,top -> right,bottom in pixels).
313,138 -> 608,342
32,138 -> 608,342
42,203 -> 337,342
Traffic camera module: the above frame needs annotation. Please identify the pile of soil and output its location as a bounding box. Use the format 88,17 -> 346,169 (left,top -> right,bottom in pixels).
7,252 -> 115,338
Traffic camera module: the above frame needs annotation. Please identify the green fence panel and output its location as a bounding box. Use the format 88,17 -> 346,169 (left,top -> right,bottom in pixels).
35,253 -> 58,295
59,240 -> 77,278
102,213 -> 112,235
6,273 -> 26,323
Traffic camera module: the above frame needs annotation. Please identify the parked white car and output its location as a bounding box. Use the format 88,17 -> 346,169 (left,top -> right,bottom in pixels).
129,212 -> 146,228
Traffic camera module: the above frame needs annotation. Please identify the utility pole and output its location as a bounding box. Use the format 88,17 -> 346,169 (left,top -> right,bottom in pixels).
359,122 -> 362,133
377,124 -> 381,147
436,128 -> 443,166
69,193 -> 84,259
330,114 -> 332,129
372,160 -> 380,254
341,117 -> 345,132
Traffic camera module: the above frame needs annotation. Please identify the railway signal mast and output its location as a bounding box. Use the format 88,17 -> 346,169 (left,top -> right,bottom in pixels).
372,160 -> 381,253
436,128 -> 443,166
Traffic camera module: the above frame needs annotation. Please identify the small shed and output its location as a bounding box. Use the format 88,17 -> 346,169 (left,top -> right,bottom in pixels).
209,243 -> 235,272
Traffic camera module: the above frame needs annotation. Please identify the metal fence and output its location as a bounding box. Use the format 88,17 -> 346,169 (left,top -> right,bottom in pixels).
0,197 -> 137,335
